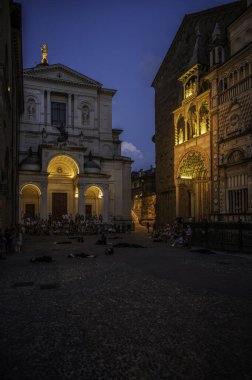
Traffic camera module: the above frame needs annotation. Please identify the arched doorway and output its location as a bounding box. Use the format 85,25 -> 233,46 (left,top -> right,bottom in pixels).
20,184 -> 41,220
84,185 -> 103,219
176,151 -> 209,221
47,155 -> 79,220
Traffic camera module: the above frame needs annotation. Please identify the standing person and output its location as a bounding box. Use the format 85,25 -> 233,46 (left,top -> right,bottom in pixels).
146,222 -> 150,233
15,227 -> 23,253
185,225 -> 192,248
4,228 -> 11,254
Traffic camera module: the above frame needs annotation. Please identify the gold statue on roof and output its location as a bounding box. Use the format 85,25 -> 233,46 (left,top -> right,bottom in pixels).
40,43 -> 48,64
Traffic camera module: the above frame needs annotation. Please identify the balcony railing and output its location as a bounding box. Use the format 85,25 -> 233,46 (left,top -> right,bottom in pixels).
219,75 -> 252,105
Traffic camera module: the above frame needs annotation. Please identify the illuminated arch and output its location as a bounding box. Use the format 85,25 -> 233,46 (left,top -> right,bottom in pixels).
177,150 -> 208,179
84,185 -> 104,217
47,155 -> 79,178
20,183 -> 41,196
84,185 -> 103,198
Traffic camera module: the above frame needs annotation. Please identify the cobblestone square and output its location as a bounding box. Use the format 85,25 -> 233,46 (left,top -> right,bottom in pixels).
1,231 -> 252,380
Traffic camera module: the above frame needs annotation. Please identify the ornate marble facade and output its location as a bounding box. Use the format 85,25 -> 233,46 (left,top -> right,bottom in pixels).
19,56 -> 132,224
152,0 -> 252,224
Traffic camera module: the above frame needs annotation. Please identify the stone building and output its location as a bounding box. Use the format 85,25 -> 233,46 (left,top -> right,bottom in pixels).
152,0 -> 252,224
19,47 -> 132,224
131,167 -> 156,225
0,0 -> 23,230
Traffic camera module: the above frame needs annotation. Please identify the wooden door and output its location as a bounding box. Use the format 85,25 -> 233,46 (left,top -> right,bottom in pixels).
85,205 -> 92,218
52,193 -> 67,220
25,204 -> 35,218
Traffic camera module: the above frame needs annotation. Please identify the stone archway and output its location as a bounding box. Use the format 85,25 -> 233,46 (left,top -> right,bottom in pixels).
176,151 -> 209,221
84,185 -> 104,219
47,155 -> 79,219
20,184 -> 41,220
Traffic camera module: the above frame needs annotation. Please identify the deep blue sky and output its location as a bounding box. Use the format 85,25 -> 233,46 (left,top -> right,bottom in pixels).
19,0 -> 234,170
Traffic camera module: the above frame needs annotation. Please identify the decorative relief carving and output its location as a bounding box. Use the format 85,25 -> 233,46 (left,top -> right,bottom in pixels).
227,150 -> 244,164
226,99 -> 243,136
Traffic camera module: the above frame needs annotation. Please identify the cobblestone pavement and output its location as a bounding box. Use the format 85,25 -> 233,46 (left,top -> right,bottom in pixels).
1,231 -> 252,380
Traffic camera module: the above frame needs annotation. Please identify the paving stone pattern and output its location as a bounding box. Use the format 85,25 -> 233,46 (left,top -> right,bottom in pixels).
0,232 -> 252,380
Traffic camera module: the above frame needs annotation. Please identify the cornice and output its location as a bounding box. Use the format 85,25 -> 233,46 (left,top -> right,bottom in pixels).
23,75 -> 100,89
24,64 -> 102,87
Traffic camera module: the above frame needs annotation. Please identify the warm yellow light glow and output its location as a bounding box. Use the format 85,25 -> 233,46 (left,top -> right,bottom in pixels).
47,155 -> 79,178
40,43 -> 48,64
180,175 -> 192,179
75,193 -> 79,198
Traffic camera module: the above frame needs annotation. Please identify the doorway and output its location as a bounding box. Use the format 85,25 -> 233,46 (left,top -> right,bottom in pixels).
85,204 -> 92,218
25,204 -> 35,219
52,192 -> 67,220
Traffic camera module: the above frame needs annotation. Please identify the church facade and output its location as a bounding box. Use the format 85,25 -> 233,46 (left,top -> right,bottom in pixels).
19,50 -> 132,224
152,0 -> 252,224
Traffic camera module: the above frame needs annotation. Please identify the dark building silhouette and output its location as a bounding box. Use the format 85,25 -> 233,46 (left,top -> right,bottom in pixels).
0,0 -> 23,229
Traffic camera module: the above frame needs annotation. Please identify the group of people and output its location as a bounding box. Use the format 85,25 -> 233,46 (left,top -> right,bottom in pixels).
149,219 -> 192,248
21,213 -> 131,237
0,225 -> 24,257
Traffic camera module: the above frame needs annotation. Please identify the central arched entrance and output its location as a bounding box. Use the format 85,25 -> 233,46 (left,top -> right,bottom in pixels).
84,185 -> 103,218
47,155 -> 79,220
176,151 -> 209,221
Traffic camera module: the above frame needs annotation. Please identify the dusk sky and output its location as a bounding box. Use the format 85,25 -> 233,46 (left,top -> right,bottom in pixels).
19,0 -> 233,170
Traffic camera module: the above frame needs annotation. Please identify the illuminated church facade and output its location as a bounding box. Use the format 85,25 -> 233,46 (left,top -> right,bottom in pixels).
18,49 -> 132,223
152,0 -> 252,224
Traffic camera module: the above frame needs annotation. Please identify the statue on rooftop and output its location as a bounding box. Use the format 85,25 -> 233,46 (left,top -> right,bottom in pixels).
40,43 -> 48,65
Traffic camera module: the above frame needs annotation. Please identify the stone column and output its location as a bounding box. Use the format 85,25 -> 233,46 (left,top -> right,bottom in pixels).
40,90 -> 45,125
102,185 -> 109,222
68,94 -> 71,128
210,50 -> 213,67
74,94 -> 78,128
215,47 -> 219,64
78,184 -> 85,217
47,90 -> 51,126
176,184 -> 180,218
41,183 -> 48,220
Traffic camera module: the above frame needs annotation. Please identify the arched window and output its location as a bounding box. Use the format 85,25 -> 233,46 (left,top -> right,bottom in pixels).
199,104 -> 209,134
177,116 -> 185,144
185,76 -> 197,98
187,105 -> 197,139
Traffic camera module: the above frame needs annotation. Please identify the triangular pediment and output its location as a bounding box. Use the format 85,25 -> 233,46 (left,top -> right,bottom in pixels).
24,64 -> 102,88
